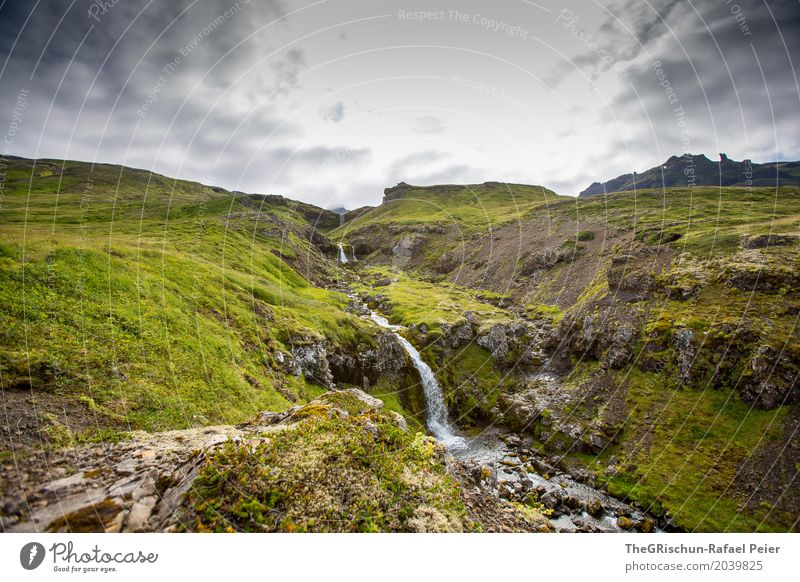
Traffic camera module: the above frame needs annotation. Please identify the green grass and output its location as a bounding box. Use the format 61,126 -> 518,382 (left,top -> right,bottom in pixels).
575,186 -> 800,256
332,182 -> 565,237
355,266 -> 512,331
602,367 -> 789,532
0,158 -> 380,432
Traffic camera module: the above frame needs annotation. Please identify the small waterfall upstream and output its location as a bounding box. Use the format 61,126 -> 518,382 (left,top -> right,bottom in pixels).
337,243 -> 349,264
370,312 -> 466,450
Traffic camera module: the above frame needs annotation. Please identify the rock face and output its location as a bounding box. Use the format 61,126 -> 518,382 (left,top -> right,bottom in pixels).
673,328 -> 695,386
741,345 -> 800,409
290,342 -> 334,387
391,234 -> 426,267
282,332 -> 412,392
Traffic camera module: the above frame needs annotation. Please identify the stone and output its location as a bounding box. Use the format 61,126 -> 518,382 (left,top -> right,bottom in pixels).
586,498 -> 604,517
104,503 -> 127,533
674,328 -> 695,385
43,472 -> 86,496
114,458 -> 139,476
291,342 -> 334,387
125,496 -> 157,532
203,434 -> 231,449
108,470 -> 157,501
617,515 -> 634,530
389,411 -> 408,431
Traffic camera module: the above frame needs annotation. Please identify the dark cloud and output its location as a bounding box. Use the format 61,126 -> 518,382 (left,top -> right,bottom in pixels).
1,0 -> 798,204
572,0 -> 800,184
0,0 -> 303,182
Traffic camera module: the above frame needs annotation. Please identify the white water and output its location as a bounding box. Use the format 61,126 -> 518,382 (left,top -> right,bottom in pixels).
351,247 -> 357,261
369,312 -> 466,450
366,308 -> 657,531
337,243 -> 349,263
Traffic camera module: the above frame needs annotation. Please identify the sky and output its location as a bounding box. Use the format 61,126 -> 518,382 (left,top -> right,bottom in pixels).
1,0 -> 799,208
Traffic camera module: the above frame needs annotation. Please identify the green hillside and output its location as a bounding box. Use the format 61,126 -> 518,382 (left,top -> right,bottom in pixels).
336,181 -> 800,532
0,157 -> 377,444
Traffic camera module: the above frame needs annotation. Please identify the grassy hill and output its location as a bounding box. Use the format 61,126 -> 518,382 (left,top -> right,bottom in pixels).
0,156 -> 382,451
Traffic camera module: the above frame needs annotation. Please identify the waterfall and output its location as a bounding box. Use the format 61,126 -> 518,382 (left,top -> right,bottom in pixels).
337,243 -> 349,264
351,246 -> 357,261
370,312 -> 465,450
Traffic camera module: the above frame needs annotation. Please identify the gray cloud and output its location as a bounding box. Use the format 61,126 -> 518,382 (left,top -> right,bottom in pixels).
1,0 -> 798,205
319,101 -> 345,123
413,115 -> 446,135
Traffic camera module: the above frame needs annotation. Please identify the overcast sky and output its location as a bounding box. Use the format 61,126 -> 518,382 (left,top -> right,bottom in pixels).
1,0 -> 799,208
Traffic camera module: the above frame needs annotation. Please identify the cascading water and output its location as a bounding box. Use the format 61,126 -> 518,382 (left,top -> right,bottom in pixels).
370,312 -> 465,450
351,246 -> 357,261
366,306 -> 660,531
337,243 -> 349,264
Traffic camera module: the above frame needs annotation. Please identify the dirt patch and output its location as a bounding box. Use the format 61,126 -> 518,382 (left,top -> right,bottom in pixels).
0,390 -> 122,456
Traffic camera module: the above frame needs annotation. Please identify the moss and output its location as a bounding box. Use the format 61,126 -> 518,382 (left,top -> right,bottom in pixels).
186,407 -> 471,532
525,303 -> 563,323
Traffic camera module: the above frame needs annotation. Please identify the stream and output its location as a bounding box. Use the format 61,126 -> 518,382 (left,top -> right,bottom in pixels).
368,309 -> 659,533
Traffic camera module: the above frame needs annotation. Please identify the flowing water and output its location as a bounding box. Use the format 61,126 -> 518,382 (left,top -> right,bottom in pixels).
367,308 -> 659,532
337,243 -> 349,263
369,312 -> 466,449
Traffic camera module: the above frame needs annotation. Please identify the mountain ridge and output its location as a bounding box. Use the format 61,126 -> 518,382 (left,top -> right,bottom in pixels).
579,153 -> 800,197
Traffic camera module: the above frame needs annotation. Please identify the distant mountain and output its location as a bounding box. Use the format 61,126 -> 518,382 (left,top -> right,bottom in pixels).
579,153 -> 800,197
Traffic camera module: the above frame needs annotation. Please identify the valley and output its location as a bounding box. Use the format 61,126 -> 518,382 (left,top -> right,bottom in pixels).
1,156 -> 798,533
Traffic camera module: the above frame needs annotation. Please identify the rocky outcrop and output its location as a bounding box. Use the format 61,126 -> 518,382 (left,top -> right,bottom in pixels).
740,234 -> 799,249
520,247 -> 571,275
673,328 -> 695,386
435,247 -> 465,274
328,332 -> 409,388
4,390 -> 415,533
722,257 -> 799,293
3,423 -> 250,533
497,371 -> 621,455
391,234 -> 427,267
553,304 -> 641,371
279,332 -> 412,392
289,342 -> 334,387
740,345 -> 800,409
